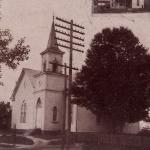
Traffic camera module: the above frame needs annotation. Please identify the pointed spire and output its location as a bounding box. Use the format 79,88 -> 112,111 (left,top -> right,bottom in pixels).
47,17 -> 58,49
40,17 -> 64,56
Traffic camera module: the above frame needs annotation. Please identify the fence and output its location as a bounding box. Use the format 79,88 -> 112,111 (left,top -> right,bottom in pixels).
72,132 -> 150,149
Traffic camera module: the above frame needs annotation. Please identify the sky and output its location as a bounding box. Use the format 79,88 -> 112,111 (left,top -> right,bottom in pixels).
0,0 -> 150,101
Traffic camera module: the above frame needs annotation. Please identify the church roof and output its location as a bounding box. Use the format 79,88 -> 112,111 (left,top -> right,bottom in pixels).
11,68 -> 40,101
40,20 -> 64,55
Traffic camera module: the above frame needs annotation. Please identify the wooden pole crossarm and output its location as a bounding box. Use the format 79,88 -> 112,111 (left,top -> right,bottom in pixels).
55,29 -> 84,41
56,37 -> 84,47
49,62 -> 78,71
56,17 -> 71,25
72,29 -> 85,35
55,29 -> 70,37
55,23 -> 71,31
72,35 -> 84,41
56,37 -> 70,44
56,17 -> 85,29
72,23 -> 85,29
56,43 -> 84,53
55,24 -> 85,35
72,42 -> 84,47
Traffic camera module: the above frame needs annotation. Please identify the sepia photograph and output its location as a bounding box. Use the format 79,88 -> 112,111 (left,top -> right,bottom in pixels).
0,0 -> 150,150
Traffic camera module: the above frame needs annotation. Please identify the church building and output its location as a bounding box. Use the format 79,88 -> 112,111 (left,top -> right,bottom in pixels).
11,20 -> 101,133
11,20 -> 149,134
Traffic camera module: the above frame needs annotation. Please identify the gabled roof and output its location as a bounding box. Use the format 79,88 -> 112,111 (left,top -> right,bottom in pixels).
40,20 -> 64,55
11,68 -> 40,101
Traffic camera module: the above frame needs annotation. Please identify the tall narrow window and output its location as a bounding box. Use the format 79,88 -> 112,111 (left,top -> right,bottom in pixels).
43,62 -> 46,72
23,103 -> 27,123
52,59 -> 58,73
137,0 -> 139,6
36,98 -> 42,128
20,101 -> 27,123
71,105 -> 73,124
53,106 -> 57,122
52,63 -> 58,73
36,98 -> 42,108
20,104 -> 24,123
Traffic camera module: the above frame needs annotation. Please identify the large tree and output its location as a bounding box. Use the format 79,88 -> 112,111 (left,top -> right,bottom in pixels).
72,27 -> 150,132
0,29 -> 30,85
0,29 -> 30,69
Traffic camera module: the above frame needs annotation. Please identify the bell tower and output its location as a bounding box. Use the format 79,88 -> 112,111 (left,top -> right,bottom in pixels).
34,19 -> 66,132
40,19 -> 64,73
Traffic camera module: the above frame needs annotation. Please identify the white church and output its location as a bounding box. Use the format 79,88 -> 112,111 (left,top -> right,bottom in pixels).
11,20 -> 150,134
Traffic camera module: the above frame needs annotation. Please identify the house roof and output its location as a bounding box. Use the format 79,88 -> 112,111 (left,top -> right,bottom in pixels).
11,68 -> 40,101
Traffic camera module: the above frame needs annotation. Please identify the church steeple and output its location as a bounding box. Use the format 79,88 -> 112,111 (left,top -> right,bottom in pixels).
41,18 -> 64,55
40,19 -> 64,73
47,19 -> 58,49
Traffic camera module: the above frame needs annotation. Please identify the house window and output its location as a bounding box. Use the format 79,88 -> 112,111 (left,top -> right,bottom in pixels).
137,0 -> 139,6
53,106 -> 57,122
71,105 -> 73,124
20,101 -> 27,123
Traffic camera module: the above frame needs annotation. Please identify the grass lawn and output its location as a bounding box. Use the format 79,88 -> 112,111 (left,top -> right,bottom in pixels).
82,143 -> 150,150
0,135 -> 34,145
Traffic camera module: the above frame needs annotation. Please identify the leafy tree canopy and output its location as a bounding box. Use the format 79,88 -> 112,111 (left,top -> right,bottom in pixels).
0,29 -> 30,69
72,27 -> 150,128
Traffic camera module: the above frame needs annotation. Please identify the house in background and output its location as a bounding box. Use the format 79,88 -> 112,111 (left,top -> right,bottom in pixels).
93,0 -> 145,13
11,20 -> 150,134
111,0 -> 144,9
144,0 -> 150,10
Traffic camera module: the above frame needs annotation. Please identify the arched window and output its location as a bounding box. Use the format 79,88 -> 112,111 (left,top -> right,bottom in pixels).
20,101 -> 27,123
35,98 -> 42,128
52,63 -> 58,73
53,106 -> 57,122
36,98 -> 42,108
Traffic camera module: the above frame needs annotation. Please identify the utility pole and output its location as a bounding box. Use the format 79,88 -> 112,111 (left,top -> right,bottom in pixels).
49,62 -> 78,150
53,16 -> 85,149
62,63 -> 67,150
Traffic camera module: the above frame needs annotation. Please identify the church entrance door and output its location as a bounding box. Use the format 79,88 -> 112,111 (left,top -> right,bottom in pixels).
36,98 -> 42,129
